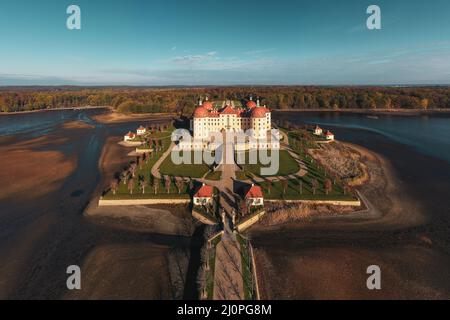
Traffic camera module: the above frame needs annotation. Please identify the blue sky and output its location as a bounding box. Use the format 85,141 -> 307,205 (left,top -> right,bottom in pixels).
0,0 -> 449,85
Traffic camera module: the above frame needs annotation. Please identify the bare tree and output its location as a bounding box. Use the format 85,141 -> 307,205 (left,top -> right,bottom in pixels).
175,179 -> 185,195
121,169 -> 129,185
312,178 -> 319,195
127,178 -> 135,195
153,178 -> 160,194
139,177 -> 147,194
129,162 -> 137,178
324,179 -> 332,195
281,179 -> 288,195
165,176 -> 172,194
110,179 -> 118,195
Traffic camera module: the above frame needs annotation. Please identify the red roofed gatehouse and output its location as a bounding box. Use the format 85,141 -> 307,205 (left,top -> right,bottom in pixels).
193,183 -> 214,205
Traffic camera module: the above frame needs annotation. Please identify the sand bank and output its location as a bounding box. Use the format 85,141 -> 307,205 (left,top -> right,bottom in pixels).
0,135 -> 77,201
91,110 -> 175,124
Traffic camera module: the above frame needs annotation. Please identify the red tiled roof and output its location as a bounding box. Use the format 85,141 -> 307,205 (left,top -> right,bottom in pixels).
125,131 -> 135,137
137,126 -> 146,130
194,184 -> 214,198
251,106 -> 268,118
220,105 -> 238,115
245,185 -> 263,199
246,100 -> 257,108
193,106 -> 209,118
202,101 -> 213,110
326,131 -> 334,136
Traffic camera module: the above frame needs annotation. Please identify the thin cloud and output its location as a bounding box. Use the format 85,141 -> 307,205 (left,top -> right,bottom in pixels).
171,51 -> 218,64
244,48 -> 276,55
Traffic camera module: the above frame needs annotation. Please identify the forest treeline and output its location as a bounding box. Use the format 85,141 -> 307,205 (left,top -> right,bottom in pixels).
1,86 -> 449,115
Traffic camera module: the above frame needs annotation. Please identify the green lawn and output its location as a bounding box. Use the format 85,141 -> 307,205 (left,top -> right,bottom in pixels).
204,170 -> 222,181
237,150 -> 299,177
159,151 -> 213,178
103,136 -> 191,199
237,234 -> 254,300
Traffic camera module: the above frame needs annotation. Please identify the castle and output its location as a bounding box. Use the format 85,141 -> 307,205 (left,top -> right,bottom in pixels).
178,97 -> 279,151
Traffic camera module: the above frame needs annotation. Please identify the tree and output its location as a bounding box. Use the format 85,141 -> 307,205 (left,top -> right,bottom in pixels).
110,179 -> 118,195
420,98 -> 429,110
265,179 -> 272,195
153,178 -> 160,194
324,179 -> 332,195
175,179 -> 185,194
127,178 -> 135,195
139,177 -> 147,194
241,199 -> 248,216
129,163 -> 137,178
281,179 -> 288,195
311,178 -> 319,195
121,169 -> 129,185
165,176 -> 172,194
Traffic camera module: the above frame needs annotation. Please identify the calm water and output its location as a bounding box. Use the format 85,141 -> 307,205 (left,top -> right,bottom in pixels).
276,112 -> 450,165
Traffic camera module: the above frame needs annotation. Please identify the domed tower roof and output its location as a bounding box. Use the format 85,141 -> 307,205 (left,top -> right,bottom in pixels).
246,100 -> 257,108
202,101 -> 213,110
251,106 -> 267,118
193,106 -> 209,118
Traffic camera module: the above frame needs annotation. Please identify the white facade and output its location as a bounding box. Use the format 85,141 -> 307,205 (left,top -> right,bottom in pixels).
137,127 -> 147,136
186,99 -> 278,151
247,197 -> 264,206
193,196 -> 212,205
124,132 -> 136,141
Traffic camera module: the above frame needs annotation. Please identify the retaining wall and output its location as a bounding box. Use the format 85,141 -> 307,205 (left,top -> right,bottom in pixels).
99,198 -> 190,206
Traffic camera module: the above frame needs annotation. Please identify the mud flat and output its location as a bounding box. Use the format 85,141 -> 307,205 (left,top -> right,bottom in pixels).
0,134 -> 77,202
249,140 -> 450,299
64,244 -> 179,300
254,245 -> 450,300
91,110 -> 175,124
0,111 -> 191,299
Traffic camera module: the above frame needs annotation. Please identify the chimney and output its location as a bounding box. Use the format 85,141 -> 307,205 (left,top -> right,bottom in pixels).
199,97 -> 203,106
257,98 -> 260,107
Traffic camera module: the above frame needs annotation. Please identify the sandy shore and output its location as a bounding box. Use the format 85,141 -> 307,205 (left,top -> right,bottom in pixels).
255,141 -> 425,230
91,110 -> 176,123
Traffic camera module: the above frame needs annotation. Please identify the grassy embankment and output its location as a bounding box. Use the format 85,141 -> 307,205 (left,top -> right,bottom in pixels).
206,235 -> 222,300
237,234 -> 255,300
